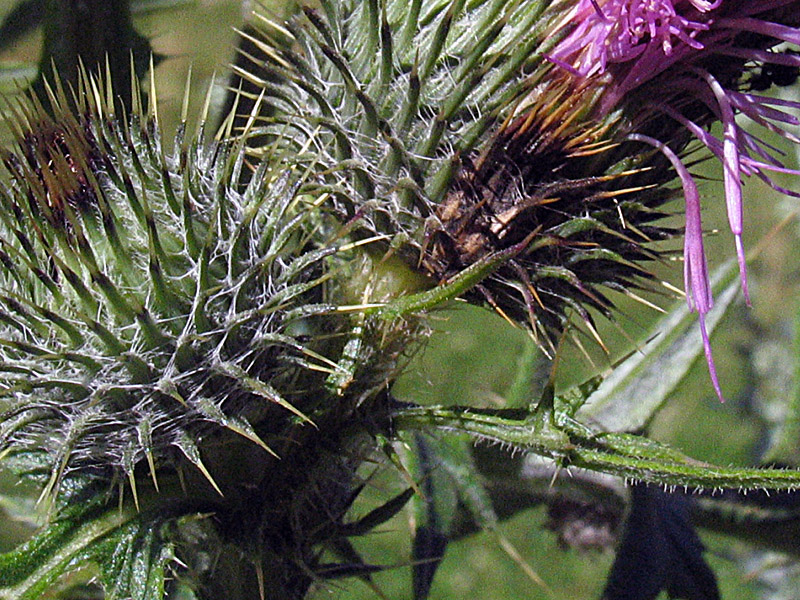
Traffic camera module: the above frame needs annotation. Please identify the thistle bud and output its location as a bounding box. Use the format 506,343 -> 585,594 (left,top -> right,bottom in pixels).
0,68 -> 414,503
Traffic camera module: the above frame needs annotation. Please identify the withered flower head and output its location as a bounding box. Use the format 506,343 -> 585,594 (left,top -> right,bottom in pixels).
418,82 -> 674,354
233,0 -> 800,396
3,96 -> 101,229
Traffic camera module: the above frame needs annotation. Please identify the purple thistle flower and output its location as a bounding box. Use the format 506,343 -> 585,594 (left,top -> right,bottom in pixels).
550,0 -> 718,78
550,0 -> 800,400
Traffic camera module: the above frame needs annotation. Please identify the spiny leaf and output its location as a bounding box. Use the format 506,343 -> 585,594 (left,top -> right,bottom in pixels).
94,512 -> 175,600
0,477 -> 124,600
0,482 -> 198,600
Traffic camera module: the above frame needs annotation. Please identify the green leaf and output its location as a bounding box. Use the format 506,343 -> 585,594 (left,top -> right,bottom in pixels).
0,487 -> 192,600
765,282 -> 800,465
94,512 -> 175,600
0,463 -> 193,600
0,490 -> 124,598
408,433 -> 499,600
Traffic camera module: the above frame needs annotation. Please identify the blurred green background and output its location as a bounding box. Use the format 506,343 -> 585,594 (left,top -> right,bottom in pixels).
1,1 -> 800,599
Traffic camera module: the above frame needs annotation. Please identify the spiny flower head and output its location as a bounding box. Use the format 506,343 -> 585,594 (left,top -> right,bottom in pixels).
0,70 -> 414,510
546,0 -> 800,398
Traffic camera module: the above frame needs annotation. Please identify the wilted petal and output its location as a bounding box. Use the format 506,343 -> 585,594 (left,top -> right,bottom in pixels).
628,134 -> 723,402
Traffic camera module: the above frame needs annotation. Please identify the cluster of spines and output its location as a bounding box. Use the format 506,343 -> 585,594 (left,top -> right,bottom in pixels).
238,1 -> 561,203
0,64 -> 365,506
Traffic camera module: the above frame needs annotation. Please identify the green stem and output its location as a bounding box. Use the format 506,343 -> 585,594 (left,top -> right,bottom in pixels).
394,405 -> 800,491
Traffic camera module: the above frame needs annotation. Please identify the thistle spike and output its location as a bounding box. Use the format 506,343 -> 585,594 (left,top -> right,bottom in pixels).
147,54 -> 159,125
180,65 -> 192,125
193,396 -> 279,459
397,0 -> 422,55
419,0 -> 466,81
126,461 -> 140,512
175,435 -> 224,497
378,3 -> 393,96
130,51 -> 143,121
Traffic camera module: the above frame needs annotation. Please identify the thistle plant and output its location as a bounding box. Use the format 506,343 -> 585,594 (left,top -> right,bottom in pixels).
2,1 -> 800,599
